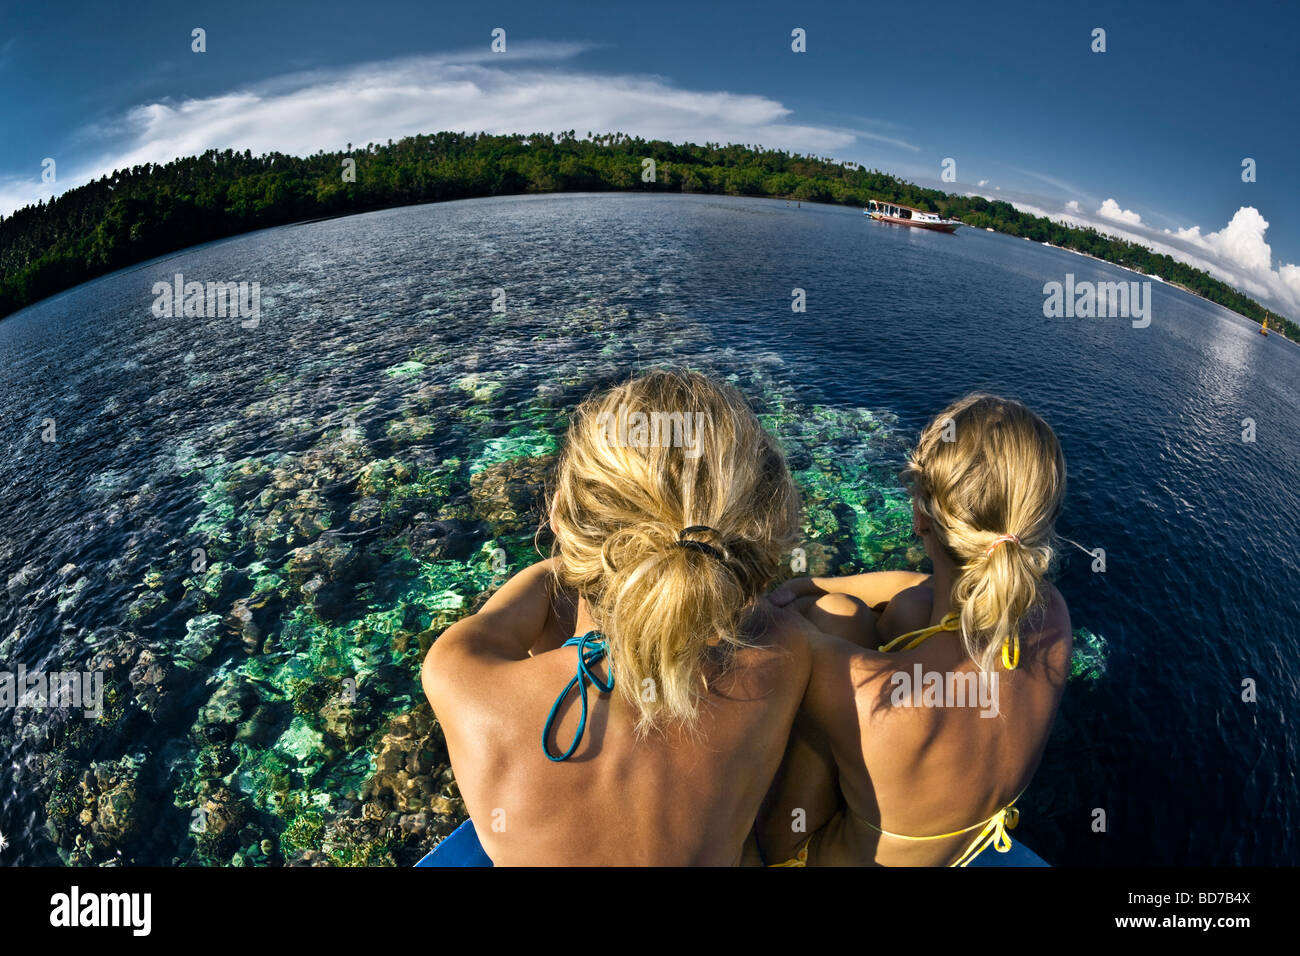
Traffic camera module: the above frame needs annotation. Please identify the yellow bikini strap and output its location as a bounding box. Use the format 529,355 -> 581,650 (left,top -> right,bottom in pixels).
876,611 -> 960,653
857,787 -> 1029,867
950,802 -> 1020,867
878,609 -> 1020,671
1002,632 -> 1020,670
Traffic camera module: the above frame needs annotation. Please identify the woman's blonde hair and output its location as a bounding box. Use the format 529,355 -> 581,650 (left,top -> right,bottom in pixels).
901,394 -> 1065,672
549,370 -> 799,733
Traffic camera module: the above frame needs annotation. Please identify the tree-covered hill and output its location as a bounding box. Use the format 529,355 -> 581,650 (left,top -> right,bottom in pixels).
1,130 -> 1294,340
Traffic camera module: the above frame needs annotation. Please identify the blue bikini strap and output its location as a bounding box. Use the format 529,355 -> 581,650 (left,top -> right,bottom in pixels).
542,631 -> 615,762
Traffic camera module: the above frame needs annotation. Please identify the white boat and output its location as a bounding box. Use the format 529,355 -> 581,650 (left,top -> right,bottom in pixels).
865,199 -> 961,233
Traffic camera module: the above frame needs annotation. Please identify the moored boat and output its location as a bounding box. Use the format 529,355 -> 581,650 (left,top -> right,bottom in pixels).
865,199 -> 961,232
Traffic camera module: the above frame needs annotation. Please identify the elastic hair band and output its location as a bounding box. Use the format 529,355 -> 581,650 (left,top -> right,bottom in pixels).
984,534 -> 1020,557
677,525 -> 730,563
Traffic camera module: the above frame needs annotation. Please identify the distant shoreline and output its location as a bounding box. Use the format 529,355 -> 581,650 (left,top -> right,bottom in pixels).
1,133 -> 1293,342
1033,238 -> 1295,341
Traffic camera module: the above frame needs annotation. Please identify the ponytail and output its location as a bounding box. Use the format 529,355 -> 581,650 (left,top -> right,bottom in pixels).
903,394 -> 1065,671
597,525 -> 756,729
954,531 -> 1055,672
551,371 -> 798,732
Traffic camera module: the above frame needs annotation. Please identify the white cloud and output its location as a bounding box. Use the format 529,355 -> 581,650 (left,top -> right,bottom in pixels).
1008,197 -> 1299,317
0,45 -> 865,217
1173,207 -> 1272,273
1098,198 -> 1142,225
977,178 -> 988,186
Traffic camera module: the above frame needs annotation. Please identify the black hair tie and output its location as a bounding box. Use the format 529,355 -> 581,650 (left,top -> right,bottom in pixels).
677,526 -> 730,563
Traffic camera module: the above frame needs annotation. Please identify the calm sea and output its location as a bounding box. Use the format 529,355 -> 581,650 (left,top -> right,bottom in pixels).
0,193 -> 1295,865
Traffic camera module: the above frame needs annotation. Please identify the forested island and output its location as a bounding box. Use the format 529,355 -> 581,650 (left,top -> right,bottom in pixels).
1,131 -> 1294,340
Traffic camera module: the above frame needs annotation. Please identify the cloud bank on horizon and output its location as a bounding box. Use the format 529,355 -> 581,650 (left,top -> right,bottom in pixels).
1007,196 -> 1300,318
3,45 -> 1296,318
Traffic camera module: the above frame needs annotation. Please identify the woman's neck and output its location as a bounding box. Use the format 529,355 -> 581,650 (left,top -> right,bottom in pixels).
927,549 -> 956,624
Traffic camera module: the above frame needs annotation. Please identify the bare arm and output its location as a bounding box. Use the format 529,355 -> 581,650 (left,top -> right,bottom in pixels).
757,596 -> 888,863
421,559 -> 574,713
770,570 -> 930,611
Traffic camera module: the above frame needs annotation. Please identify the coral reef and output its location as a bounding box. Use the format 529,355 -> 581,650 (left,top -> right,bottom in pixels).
6,305 -> 1107,867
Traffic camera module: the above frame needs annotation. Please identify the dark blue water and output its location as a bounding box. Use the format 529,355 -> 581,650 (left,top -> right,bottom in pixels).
0,193 -> 1295,865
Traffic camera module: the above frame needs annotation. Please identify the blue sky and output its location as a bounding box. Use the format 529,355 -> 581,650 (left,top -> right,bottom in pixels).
2,0 -> 1297,315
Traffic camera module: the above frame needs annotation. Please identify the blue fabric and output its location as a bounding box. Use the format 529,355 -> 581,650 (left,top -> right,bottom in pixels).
965,838 -> 1050,867
413,818 -> 493,867
412,817 -> 1046,867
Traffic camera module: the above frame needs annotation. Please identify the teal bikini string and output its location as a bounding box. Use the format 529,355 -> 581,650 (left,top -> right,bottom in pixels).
542,631 -> 615,762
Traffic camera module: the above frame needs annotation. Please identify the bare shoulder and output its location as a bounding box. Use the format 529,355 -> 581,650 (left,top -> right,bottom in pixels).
875,582 -> 934,641
421,614 -> 480,696
1027,583 -> 1073,683
1036,583 -> 1072,645
420,615 -> 516,733
727,601 -> 812,692
421,560 -> 559,711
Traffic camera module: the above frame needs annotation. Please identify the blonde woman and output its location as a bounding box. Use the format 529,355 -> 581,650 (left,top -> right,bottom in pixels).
759,394 -> 1073,866
421,370 -> 811,865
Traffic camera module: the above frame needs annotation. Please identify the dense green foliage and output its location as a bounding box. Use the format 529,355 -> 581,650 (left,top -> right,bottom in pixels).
1,131 -> 1293,339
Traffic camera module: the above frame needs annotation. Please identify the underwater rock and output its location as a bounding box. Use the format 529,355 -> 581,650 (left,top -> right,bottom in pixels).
125,588 -> 169,622
406,382 -> 449,410
398,811 -> 432,839
196,673 -> 256,728
6,561 -> 39,596
362,705 -> 459,818
284,535 -> 371,619
95,786 -> 140,847
317,815 -> 398,867
408,518 -> 479,562
455,372 -> 502,404
386,360 -> 427,379
186,561 -> 238,611
385,413 -> 440,444
44,751 -> 151,861
226,596 -> 272,654
0,626 -> 18,659
788,539 -> 839,578
1070,628 -> 1109,682
236,701 -> 291,749
247,443 -> 360,549
223,457 -> 275,501
177,613 -> 223,665
55,575 -> 90,615
193,785 -> 248,860
348,496 -> 382,527
318,693 -> 373,749
128,648 -> 172,718
355,459 -> 395,499
468,454 -> 554,537
285,849 -> 331,866
194,743 -> 238,780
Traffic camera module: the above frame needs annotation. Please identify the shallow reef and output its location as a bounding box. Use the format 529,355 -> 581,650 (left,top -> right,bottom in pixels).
12,310 -> 1108,866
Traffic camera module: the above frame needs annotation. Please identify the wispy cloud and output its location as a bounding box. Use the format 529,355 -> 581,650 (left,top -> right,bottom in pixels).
1007,165 -> 1096,207
7,44 -> 1292,319
849,130 -> 921,152
0,44 -> 860,217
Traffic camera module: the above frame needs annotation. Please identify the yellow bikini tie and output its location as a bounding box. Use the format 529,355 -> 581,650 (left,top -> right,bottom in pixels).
877,610 -> 1019,670
871,607 -> 1024,865
857,790 -> 1027,867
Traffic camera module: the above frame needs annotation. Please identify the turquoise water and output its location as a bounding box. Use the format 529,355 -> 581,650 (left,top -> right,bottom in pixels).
0,193 -> 1295,865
